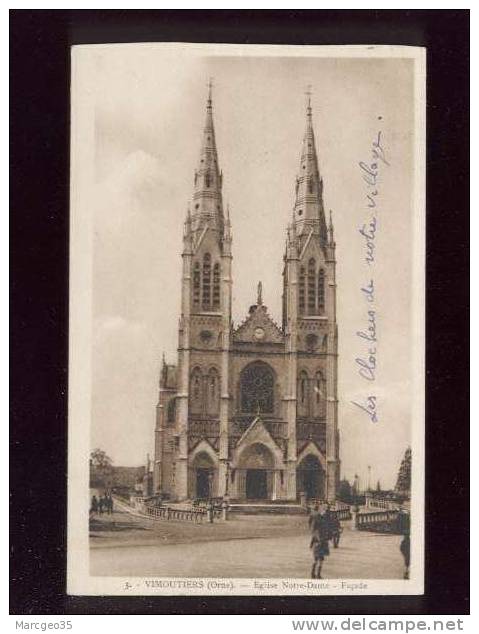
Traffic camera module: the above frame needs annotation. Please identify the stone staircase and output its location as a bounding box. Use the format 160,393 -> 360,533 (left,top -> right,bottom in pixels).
228,500 -> 308,515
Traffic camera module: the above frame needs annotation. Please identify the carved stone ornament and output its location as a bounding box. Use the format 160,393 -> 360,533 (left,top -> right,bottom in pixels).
233,305 -> 284,344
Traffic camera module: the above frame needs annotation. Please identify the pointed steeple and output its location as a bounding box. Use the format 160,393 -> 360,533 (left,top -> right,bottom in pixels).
292,88 -> 327,244
159,353 -> 168,388
328,208 -> 335,246
191,79 -> 224,235
224,202 -> 232,243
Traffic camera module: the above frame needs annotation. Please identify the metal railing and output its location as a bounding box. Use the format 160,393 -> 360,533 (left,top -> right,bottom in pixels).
305,499 -> 352,521
364,494 -> 399,510
144,505 -> 207,523
354,509 -> 400,531
192,497 -> 223,509
334,507 -> 352,521
136,496 -> 227,523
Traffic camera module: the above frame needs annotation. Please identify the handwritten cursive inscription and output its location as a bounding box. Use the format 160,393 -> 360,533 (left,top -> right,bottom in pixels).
352,396 -> 378,423
352,127 -> 389,423
359,217 -> 377,266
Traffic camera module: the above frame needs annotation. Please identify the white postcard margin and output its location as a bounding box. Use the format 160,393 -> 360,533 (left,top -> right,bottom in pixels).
67,43 -> 426,597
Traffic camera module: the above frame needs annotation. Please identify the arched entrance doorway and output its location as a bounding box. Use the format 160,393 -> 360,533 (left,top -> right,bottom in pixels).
192,451 -> 216,499
237,443 -> 275,500
297,455 -> 325,500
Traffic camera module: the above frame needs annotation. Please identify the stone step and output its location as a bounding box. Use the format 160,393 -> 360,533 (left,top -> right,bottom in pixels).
229,502 -> 308,515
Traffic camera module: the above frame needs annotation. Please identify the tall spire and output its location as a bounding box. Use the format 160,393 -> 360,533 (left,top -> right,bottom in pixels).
328,208 -> 335,246
292,88 -> 327,243
191,79 -> 224,234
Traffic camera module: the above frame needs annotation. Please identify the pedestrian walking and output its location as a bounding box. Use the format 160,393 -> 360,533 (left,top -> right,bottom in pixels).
329,511 -> 341,548
397,509 -> 410,579
98,495 -> 104,515
308,502 -> 320,530
309,505 -> 330,579
91,495 -> 98,515
400,533 -> 410,579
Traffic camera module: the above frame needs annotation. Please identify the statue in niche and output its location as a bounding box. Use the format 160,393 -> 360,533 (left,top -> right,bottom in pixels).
257,281 -> 263,305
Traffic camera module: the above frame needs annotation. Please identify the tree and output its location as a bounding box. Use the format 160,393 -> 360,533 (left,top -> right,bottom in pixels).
90,448 -> 113,470
90,448 -> 113,488
395,447 -> 411,498
338,479 -> 352,503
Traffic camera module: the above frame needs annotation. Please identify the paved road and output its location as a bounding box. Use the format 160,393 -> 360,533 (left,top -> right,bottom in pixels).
90,523 -> 404,579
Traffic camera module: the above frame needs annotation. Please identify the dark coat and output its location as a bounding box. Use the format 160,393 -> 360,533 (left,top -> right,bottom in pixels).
310,512 -> 330,560
400,535 -> 410,567
311,536 -> 330,560
327,511 -> 341,536
310,511 -> 328,537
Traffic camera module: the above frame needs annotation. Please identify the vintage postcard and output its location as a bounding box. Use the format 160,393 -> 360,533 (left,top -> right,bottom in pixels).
67,43 -> 425,596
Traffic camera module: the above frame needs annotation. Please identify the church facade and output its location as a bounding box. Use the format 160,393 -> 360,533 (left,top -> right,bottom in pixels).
153,88 -> 340,503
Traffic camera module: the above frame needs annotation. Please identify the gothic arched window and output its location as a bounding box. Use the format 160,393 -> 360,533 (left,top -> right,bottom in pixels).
307,258 -> 317,315
313,370 -> 325,417
202,253 -> 211,310
299,266 -> 306,315
206,368 -> 220,416
212,262 -> 221,309
297,370 -> 310,417
190,367 -> 204,415
240,362 -> 275,414
308,178 -> 314,194
193,262 -> 201,309
315,371 -> 323,404
300,372 -> 307,405
318,268 -> 325,314
322,334 -> 328,352
167,398 -> 176,425
205,171 -> 211,188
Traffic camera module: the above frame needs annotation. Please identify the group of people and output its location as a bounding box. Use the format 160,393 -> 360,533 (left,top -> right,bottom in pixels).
309,503 -> 411,580
308,503 -> 342,579
90,493 -> 114,515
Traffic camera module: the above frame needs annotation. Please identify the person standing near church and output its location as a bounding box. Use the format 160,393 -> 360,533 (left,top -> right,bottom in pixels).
398,510 -> 411,579
400,532 -> 410,579
308,502 -> 320,530
323,503 -> 341,548
309,505 -> 330,579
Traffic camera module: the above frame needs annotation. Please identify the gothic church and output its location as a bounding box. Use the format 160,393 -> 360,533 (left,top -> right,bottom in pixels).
154,87 -> 340,503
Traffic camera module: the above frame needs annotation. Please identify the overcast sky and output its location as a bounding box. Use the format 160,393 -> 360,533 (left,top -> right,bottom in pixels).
80,44 -> 417,489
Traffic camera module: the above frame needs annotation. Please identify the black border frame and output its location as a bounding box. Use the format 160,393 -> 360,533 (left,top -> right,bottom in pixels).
10,9 -> 469,615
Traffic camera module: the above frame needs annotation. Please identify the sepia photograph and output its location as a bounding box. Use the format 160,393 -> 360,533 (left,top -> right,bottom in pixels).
67,43 -> 425,596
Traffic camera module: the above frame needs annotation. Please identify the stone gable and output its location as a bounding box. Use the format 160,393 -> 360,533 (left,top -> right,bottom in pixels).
233,304 -> 284,345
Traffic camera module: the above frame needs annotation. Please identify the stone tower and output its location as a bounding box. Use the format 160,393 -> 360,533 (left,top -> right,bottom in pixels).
282,93 -> 340,501
154,84 -> 233,500
154,88 -> 339,503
